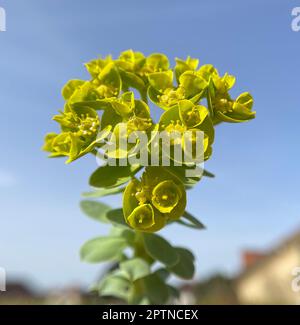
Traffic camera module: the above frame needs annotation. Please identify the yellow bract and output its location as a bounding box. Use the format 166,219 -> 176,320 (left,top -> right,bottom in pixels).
44,50 -> 255,232
123,167 -> 186,232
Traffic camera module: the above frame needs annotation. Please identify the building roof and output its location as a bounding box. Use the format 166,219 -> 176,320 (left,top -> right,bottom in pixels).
235,228 -> 300,283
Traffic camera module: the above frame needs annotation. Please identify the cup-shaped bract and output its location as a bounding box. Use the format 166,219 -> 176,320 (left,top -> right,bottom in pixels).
123,167 -> 186,232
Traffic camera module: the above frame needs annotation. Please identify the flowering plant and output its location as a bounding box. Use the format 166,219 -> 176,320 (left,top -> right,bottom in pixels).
43,50 -> 255,304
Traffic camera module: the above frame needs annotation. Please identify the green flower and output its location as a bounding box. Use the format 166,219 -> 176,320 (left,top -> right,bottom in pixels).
148,70 -> 207,110
62,81 -> 99,104
43,132 -> 79,161
198,65 -> 255,123
99,92 -> 153,160
63,63 -> 122,108
116,49 -> 169,77
53,106 -> 99,135
110,91 -> 135,117
90,62 -> 122,99
117,50 -> 145,70
123,167 -> 186,232
101,91 -> 153,130
115,50 -> 170,94
158,99 -> 214,161
211,91 -> 255,123
43,106 -> 101,163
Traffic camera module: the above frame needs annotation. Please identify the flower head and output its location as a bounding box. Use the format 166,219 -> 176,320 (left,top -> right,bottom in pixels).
158,100 -> 214,161
198,65 -> 255,123
148,70 -> 207,110
43,106 -> 100,163
123,167 -> 186,232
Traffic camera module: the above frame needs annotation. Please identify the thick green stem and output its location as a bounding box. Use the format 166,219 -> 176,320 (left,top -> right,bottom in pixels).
133,232 -> 153,264
128,232 -> 154,304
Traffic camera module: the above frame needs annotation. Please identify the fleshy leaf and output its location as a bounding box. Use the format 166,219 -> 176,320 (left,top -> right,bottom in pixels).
80,236 -> 128,263
80,200 -> 111,223
203,169 -> 215,178
143,273 -> 170,304
168,247 -> 195,279
89,165 -> 141,188
82,186 -> 125,198
181,211 -> 206,229
120,258 -> 151,282
106,208 -> 130,228
99,274 -> 130,300
143,233 -> 179,267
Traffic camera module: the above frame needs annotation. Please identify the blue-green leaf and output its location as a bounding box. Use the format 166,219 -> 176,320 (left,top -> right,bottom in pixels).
106,208 -> 130,229
143,273 -> 169,304
89,165 -> 141,188
181,211 -> 206,229
80,236 -> 128,263
143,233 -> 179,267
80,200 -> 111,223
99,274 -> 130,300
120,258 -> 151,282
168,247 -> 195,279
82,186 -> 125,198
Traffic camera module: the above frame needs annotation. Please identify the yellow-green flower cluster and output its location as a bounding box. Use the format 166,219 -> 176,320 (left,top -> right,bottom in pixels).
43,50 -> 255,232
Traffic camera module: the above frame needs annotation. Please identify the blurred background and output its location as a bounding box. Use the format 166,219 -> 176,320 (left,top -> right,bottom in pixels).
0,0 -> 300,304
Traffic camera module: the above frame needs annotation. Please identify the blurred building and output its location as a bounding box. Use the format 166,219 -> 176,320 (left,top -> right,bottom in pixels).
2,230 -> 300,305
177,229 -> 300,305
235,230 -> 300,304
178,275 -> 238,305
0,281 -> 41,304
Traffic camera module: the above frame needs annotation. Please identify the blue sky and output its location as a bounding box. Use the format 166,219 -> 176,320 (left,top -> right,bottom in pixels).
0,0 -> 300,290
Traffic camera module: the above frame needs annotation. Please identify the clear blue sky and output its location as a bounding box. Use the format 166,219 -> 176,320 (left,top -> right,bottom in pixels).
0,0 -> 300,290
